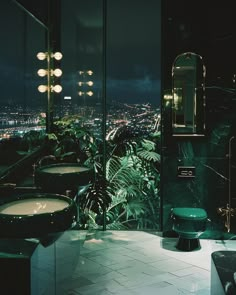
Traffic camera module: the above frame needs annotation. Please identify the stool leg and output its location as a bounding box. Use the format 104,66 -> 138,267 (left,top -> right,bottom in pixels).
176,237 -> 201,251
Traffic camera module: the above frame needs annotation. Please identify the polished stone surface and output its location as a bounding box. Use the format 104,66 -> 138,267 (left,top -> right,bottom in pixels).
211,251 -> 236,295
58,230 -> 236,295
1,230 -> 236,294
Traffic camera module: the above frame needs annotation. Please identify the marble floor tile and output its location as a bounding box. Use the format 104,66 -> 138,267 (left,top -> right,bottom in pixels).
57,230 -> 236,295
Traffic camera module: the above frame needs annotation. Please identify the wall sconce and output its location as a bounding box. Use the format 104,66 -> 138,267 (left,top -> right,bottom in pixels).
37,51 -> 63,93
78,81 -> 93,87
79,70 -> 93,76
37,51 -> 63,61
78,70 -> 94,107
78,91 -> 93,97
37,68 -> 62,78
38,84 -> 62,93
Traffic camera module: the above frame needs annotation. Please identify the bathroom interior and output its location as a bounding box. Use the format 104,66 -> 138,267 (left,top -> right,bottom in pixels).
0,0 -> 236,294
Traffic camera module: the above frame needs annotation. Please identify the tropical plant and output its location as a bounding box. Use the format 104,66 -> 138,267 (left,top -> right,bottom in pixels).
81,125 -> 161,230
18,129 -> 46,155
36,115 -> 100,167
24,116 -> 161,231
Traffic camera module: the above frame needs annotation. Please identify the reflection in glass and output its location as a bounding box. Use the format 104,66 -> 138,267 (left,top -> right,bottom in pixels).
172,52 -> 206,136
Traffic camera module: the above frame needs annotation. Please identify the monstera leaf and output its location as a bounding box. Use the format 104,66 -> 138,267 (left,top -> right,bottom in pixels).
137,149 -> 160,163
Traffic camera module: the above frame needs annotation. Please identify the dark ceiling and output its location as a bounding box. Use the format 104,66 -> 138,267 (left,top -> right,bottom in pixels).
163,0 -> 236,87
13,0 -> 236,88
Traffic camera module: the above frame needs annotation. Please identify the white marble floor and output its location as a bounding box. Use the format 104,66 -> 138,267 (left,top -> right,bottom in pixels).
56,230 -> 236,295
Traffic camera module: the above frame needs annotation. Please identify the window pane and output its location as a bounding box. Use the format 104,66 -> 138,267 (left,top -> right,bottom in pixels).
106,0 -> 161,230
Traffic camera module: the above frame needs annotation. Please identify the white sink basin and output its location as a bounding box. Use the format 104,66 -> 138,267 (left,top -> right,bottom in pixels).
0,193 -> 78,238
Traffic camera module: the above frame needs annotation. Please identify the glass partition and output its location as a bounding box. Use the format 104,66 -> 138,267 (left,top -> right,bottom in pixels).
105,0 -> 161,230
60,0 -> 104,128
0,1 -> 46,171
0,0 -> 161,232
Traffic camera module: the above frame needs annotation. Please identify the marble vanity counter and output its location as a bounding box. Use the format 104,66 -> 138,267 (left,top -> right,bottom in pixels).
211,251 -> 236,295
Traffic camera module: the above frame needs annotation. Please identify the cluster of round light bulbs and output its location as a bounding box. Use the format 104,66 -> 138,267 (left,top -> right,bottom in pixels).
78,70 -> 94,97
79,70 -> 93,76
37,68 -> 62,78
38,85 -> 62,93
37,52 -> 63,61
78,91 -> 93,97
78,81 -> 93,87
37,52 -> 63,93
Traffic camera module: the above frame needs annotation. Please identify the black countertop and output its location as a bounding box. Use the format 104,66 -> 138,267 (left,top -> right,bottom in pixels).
212,251 -> 236,294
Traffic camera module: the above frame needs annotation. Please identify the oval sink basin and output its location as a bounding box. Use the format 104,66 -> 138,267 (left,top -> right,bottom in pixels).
35,163 -> 94,193
0,193 -> 78,238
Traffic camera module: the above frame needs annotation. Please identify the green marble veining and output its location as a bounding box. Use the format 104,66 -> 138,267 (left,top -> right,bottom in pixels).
162,93 -> 236,238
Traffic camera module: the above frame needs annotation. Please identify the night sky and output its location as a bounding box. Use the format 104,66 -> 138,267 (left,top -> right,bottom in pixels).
61,0 -> 161,106
106,0 -> 161,104
1,0 -> 235,110
0,0 -> 161,109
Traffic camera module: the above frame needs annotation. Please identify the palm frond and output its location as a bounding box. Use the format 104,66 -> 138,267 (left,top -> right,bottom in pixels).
106,157 -> 141,188
140,139 -> 156,151
125,199 -> 146,218
137,149 -> 160,163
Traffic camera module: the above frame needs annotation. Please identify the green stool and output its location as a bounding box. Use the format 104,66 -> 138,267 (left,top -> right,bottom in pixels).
171,207 -> 207,251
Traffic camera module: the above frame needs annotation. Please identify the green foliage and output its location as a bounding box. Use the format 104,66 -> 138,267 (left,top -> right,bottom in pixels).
43,116 -> 100,167
94,126 -> 161,230
17,129 -> 46,155
31,115 -> 161,231
79,178 -> 111,215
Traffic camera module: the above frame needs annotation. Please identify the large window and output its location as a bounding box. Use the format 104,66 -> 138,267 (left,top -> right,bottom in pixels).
105,0 -> 161,230
0,0 -> 161,230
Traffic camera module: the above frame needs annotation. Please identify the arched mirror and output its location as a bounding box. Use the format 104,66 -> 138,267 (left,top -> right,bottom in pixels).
172,52 -> 206,136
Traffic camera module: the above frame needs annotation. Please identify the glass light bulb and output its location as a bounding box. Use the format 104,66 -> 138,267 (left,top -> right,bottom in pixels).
37,52 -> 47,60
87,91 -> 93,96
87,70 -> 93,75
53,85 -> 62,93
53,69 -> 62,77
53,52 -> 63,60
37,69 -> 47,77
38,85 -> 47,93
87,81 -> 93,86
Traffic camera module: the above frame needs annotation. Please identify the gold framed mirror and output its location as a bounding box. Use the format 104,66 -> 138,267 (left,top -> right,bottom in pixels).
172,52 -> 206,136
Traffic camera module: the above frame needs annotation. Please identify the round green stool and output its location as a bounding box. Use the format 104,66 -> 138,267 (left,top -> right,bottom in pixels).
171,207 -> 207,251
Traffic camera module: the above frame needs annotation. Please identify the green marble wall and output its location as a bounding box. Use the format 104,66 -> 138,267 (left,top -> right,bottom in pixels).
162,93 -> 236,238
